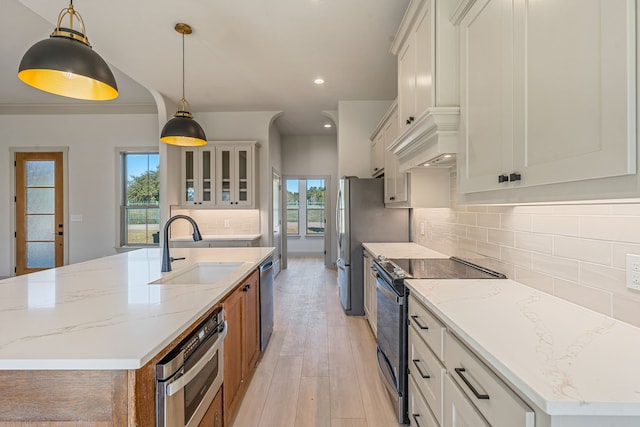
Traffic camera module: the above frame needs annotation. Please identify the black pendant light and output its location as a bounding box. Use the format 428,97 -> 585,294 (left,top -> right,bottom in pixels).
18,1 -> 118,101
160,23 -> 207,147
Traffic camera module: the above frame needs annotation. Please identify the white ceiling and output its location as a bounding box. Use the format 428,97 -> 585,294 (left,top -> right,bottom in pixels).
2,0 -> 409,136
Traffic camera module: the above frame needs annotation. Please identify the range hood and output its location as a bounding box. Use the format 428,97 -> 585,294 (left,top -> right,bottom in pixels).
388,106 -> 460,172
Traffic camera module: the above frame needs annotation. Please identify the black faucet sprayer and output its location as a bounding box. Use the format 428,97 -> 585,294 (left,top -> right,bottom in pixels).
161,215 -> 203,272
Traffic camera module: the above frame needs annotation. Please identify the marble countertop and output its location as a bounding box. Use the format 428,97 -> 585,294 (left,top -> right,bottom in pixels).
0,247 -> 274,370
407,278 -> 640,416
170,234 -> 262,242
362,242 -> 448,259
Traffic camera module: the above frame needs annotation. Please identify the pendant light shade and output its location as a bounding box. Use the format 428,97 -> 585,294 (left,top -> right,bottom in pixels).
18,2 -> 118,101
160,23 -> 207,146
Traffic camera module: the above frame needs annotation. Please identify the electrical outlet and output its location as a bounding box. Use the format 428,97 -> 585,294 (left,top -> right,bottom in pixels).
224,219 -> 230,228
625,254 -> 640,291
419,222 -> 425,236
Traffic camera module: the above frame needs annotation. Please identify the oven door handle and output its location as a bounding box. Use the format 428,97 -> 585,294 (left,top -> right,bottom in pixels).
376,346 -> 398,393
166,321 -> 228,397
376,276 -> 401,305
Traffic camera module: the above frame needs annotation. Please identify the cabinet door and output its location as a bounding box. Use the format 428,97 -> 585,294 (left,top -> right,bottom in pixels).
181,147 -> 215,206
242,271 -> 260,373
512,0 -> 636,187
217,146 -> 234,206
198,388 -> 223,427
458,0 -> 514,194
383,113 -> 408,204
413,0 -> 433,118
444,375 -> 490,427
216,145 -> 254,207
372,133 -> 384,176
398,39 -> 416,134
235,146 -> 253,207
223,287 -> 244,423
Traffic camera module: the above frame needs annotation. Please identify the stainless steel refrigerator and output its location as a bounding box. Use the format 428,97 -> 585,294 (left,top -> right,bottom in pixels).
336,177 -> 410,315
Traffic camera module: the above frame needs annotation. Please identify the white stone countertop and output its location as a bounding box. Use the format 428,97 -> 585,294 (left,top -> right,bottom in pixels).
0,247 -> 274,371
170,234 -> 261,242
362,242 -> 448,259
406,278 -> 640,416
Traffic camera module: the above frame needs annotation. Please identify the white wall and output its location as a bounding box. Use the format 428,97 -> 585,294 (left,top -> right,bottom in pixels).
0,113 -> 159,277
282,135 -> 338,264
337,100 -> 392,178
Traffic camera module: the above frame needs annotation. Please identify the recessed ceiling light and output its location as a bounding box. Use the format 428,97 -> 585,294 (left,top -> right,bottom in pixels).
314,78 -> 325,85
324,123 -> 332,128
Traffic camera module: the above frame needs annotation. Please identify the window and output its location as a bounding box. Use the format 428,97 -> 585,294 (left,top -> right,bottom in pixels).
306,179 -> 325,235
286,179 -> 299,235
120,152 -> 160,246
287,178 -> 325,236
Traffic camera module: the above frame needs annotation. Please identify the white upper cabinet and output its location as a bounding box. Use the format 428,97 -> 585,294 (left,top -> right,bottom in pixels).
181,146 -> 215,207
390,0 -> 460,171
398,0 -> 433,133
215,142 -> 257,208
371,131 -> 385,177
455,0 -> 637,199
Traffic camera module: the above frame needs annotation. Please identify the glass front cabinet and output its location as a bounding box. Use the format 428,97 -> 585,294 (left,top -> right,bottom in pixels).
215,143 -> 256,207
181,141 -> 257,209
181,146 -> 215,207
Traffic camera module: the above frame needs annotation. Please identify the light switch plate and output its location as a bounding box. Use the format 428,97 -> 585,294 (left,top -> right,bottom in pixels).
625,254 -> 640,291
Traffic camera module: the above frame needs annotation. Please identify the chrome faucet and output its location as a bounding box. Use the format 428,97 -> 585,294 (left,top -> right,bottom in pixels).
161,215 -> 203,272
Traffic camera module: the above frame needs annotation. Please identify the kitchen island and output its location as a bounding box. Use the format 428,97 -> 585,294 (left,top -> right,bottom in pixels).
0,246 -> 274,425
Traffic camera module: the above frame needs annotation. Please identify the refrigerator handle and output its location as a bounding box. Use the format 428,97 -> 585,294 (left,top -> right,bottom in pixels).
336,188 -> 341,250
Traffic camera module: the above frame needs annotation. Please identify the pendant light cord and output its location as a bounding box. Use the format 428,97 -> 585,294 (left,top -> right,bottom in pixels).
182,31 -> 186,102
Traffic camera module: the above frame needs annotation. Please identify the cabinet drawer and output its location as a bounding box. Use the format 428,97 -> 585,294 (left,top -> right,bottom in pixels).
445,332 -> 535,427
409,326 -> 445,425
408,294 -> 446,360
408,374 -> 439,427
444,374 -> 489,427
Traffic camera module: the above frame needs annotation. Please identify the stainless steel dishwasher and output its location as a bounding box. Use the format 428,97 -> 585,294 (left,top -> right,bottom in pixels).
259,256 -> 274,352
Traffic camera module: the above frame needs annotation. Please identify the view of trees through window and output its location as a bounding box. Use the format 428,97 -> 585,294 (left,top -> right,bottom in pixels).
122,153 -> 160,246
287,179 -> 325,235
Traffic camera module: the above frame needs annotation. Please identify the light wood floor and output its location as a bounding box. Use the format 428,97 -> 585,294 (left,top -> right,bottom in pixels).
231,256 -> 404,427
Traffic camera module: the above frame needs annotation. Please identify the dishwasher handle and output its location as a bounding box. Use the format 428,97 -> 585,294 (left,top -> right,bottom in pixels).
260,260 -> 273,273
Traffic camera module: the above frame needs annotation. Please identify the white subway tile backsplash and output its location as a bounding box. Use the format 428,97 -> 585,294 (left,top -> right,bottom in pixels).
532,253 -> 579,282
532,215 -> 579,237
515,232 -> 553,254
488,229 -> 514,246
579,262 -> 626,294
477,213 -> 500,228
552,279 -> 612,316
411,171 -> 640,325
553,237 -> 612,266
514,267 -> 554,294
500,214 -> 531,232
612,243 -> 640,268
580,216 -> 640,243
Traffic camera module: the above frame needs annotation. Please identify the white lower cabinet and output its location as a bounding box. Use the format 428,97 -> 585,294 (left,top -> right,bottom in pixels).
363,251 -> 377,336
444,375 -> 490,427
409,374 -> 440,427
445,332 -> 535,427
408,294 -> 535,427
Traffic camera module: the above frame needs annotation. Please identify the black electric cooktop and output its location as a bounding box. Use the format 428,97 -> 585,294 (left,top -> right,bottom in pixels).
376,256 -> 507,281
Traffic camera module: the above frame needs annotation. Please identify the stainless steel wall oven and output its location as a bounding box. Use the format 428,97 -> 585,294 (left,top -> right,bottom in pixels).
156,307 -> 227,427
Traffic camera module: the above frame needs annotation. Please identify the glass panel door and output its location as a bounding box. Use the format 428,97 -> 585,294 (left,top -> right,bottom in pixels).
221,149 -> 231,202
184,150 -> 195,203
237,149 -> 248,202
201,149 -> 212,202
15,152 -> 64,275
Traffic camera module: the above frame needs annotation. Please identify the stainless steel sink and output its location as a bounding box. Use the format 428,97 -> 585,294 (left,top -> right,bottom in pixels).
150,262 -> 244,285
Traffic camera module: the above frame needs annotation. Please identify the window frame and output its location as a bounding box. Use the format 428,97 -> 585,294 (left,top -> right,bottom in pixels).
117,150 -> 160,248
286,178 -> 326,238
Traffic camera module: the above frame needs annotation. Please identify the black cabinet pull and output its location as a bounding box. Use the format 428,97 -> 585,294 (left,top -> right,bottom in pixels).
412,359 -> 430,379
509,172 -> 521,182
412,413 -> 422,427
498,174 -> 509,183
242,284 -> 251,292
410,315 -> 429,330
455,367 -> 490,400
389,196 -> 396,201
